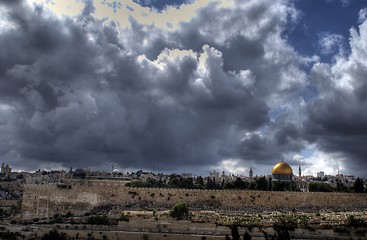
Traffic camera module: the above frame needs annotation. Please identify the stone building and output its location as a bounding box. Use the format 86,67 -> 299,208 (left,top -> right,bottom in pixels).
249,168 -> 253,182
1,163 -> 11,174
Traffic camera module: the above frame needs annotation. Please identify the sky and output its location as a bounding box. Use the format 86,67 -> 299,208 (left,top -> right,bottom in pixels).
1,0 -> 367,177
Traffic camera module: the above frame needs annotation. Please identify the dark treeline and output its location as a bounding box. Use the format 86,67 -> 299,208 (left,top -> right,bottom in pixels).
308,177 -> 365,193
125,175 -> 269,191
126,175 -> 366,193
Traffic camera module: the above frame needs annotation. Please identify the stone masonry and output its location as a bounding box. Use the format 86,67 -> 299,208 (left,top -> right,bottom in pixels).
21,180 -> 367,220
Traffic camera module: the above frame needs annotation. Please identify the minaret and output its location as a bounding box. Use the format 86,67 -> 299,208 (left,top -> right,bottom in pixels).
249,168 -> 253,182
298,166 -> 301,178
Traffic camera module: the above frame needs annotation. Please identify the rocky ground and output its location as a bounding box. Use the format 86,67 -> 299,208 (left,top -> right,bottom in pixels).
0,208 -> 367,239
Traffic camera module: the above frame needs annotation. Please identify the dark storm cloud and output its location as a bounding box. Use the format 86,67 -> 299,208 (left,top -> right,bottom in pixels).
82,0 -> 95,16
0,0 -> 22,6
303,18 -> 367,176
238,115 -> 304,162
133,0 -> 193,11
0,0 -> 309,172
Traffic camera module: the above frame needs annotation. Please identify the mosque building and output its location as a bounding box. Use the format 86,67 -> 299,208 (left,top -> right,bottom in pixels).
271,160 -> 293,181
1,163 -> 11,174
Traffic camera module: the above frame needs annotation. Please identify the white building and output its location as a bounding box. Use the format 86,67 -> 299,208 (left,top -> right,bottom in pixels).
316,171 -> 324,178
209,170 -> 220,182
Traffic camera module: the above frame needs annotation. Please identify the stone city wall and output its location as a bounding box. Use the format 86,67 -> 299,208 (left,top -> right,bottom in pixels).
21,179 -> 367,219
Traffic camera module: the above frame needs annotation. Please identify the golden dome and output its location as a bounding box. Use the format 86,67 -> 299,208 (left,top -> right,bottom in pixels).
272,161 -> 293,175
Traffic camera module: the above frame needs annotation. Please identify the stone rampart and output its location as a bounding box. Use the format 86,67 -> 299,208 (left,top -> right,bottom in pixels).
21,180 -> 367,219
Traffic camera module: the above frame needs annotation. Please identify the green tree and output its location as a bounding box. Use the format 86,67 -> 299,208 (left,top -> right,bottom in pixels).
336,181 -> 342,191
273,181 -> 300,191
288,181 -> 300,191
180,177 -> 194,189
168,174 -> 180,188
249,181 -> 256,189
223,181 -> 235,189
272,216 -> 297,240
146,178 -> 157,187
346,215 -> 367,228
336,181 -> 347,192
233,177 -> 249,189
87,215 -> 110,225
41,229 -> 66,240
308,182 -> 333,192
353,177 -> 365,193
205,177 -> 217,189
170,202 -> 189,220
272,181 -> 287,191
195,176 -> 204,188
255,176 -> 268,191
230,224 -> 240,240
243,231 -> 252,240
118,213 -> 129,222
0,232 -> 22,240
129,180 -> 152,188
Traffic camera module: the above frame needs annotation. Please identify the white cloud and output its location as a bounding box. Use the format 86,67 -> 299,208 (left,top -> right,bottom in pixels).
318,32 -> 345,56
340,0 -> 351,7
0,6 -> 18,33
217,159 -> 248,176
359,8 -> 367,23
301,150 -> 344,176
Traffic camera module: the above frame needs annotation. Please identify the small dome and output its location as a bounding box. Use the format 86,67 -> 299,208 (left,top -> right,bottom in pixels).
272,161 -> 293,175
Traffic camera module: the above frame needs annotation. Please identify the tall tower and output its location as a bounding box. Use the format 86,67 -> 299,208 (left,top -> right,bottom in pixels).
249,168 -> 253,182
298,166 -> 301,178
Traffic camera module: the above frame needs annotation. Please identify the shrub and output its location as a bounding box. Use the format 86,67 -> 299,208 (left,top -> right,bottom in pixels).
41,229 -> 66,240
243,231 -> 252,240
333,226 -> 350,234
272,216 -> 297,240
230,224 -> 240,240
298,216 -> 311,229
354,228 -> 367,236
170,202 -> 189,220
308,182 -> 333,192
87,215 -> 110,225
119,213 -> 129,222
346,215 -> 367,228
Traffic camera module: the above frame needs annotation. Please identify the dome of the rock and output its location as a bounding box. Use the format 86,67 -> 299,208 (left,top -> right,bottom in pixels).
272,161 -> 293,181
